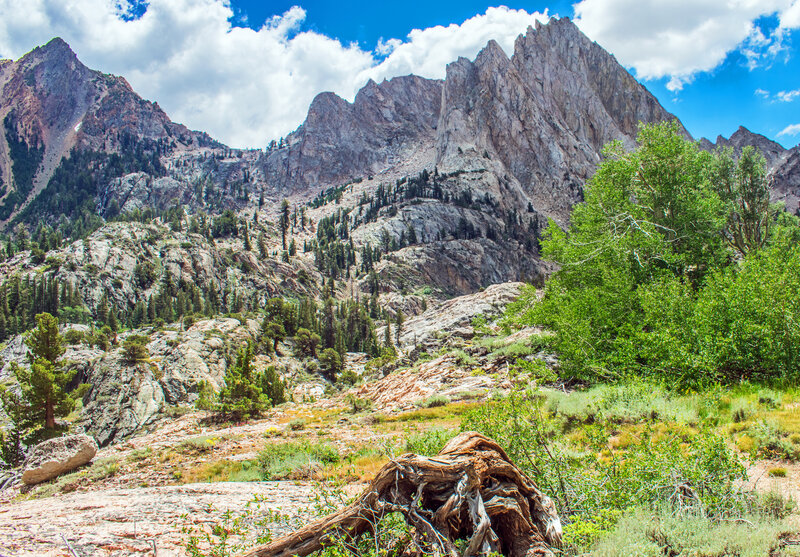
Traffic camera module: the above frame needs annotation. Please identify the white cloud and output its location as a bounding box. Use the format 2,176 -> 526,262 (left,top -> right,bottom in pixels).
359,7 -> 549,83
780,1 -> 800,28
778,123 -> 800,136
0,1 -> 547,148
573,0 -> 796,91
755,88 -> 770,97
777,89 -> 800,101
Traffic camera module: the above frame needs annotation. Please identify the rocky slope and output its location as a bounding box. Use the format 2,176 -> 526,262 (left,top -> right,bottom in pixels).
0,38 -> 218,221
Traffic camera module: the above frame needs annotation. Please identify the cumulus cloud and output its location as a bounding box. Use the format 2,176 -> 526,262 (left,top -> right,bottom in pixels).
778,123 -> 800,136
360,7 -> 549,83
780,1 -> 800,28
0,1 -> 547,148
573,0 -> 797,91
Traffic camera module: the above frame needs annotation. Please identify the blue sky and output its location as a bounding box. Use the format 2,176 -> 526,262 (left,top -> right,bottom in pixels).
0,0 -> 798,149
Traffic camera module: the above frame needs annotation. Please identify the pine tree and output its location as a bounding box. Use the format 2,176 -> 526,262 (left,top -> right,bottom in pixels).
279,199 -> 290,250
10,313 -> 77,431
259,365 -> 286,406
215,343 -> 266,421
394,310 -> 404,345
243,223 -> 252,251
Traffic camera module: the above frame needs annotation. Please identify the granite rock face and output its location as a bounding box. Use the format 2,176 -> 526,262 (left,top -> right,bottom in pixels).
21,434 -> 98,485
261,75 -> 443,195
436,19 -> 685,225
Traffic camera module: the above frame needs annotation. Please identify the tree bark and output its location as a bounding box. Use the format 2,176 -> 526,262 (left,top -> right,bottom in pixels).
241,431 -> 562,557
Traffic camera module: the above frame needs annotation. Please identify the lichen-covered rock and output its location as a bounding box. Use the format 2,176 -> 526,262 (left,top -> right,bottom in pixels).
21,434 -> 98,485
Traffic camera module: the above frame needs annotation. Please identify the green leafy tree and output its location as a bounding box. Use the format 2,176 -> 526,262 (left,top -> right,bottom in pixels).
711,145 -> 773,256
215,343 -> 266,421
521,121 -> 790,385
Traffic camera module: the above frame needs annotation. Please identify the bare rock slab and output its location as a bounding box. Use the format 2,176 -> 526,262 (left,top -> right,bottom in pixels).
22,434 -> 98,485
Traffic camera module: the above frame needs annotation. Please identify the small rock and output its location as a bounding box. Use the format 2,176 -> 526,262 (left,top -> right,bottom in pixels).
21,434 -> 98,485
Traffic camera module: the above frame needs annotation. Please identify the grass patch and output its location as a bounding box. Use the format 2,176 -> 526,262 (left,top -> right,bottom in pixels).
179,459 -> 262,483
403,428 -> 457,456
28,457 -> 120,498
768,466 -> 788,477
376,401 -> 478,424
590,506 -> 795,557
258,440 -> 340,480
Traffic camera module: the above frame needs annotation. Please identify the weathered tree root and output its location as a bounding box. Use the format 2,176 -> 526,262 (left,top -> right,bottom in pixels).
242,431 -> 562,557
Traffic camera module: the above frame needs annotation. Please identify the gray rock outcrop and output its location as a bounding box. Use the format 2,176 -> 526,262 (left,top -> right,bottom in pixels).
21,434 -> 98,485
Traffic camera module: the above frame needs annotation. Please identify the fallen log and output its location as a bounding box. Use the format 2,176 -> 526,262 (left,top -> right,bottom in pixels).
242,431 -> 562,557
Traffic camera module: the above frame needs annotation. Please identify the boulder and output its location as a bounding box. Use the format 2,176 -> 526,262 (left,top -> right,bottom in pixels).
21,434 -> 98,485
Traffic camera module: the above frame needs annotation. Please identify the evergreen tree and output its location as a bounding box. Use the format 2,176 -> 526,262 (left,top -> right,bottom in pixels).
394,310 -> 404,345
215,342 -> 266,421
10,313 -> 77,431
293,328 -> 321,358
279,199 -> 290,250
259,365 -> 286,406
318,348 -> 342,381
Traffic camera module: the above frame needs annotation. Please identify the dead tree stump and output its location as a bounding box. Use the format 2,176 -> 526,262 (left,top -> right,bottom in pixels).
242,431 -> 562,557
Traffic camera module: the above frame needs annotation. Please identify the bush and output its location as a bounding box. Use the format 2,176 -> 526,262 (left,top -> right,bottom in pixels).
416,394 -> 450,408
62,329 -> 85,345
344,394 -> 372,414
122,334 -> 149,363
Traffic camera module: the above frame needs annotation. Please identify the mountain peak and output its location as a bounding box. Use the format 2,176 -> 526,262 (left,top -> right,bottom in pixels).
30,37 -> 78,62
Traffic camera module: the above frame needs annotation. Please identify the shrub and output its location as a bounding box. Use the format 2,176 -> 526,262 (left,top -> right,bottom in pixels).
344,394 -> 372,414
122,334 -> 149,363
62,329 -> 85,345
416,394 -> 450,408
